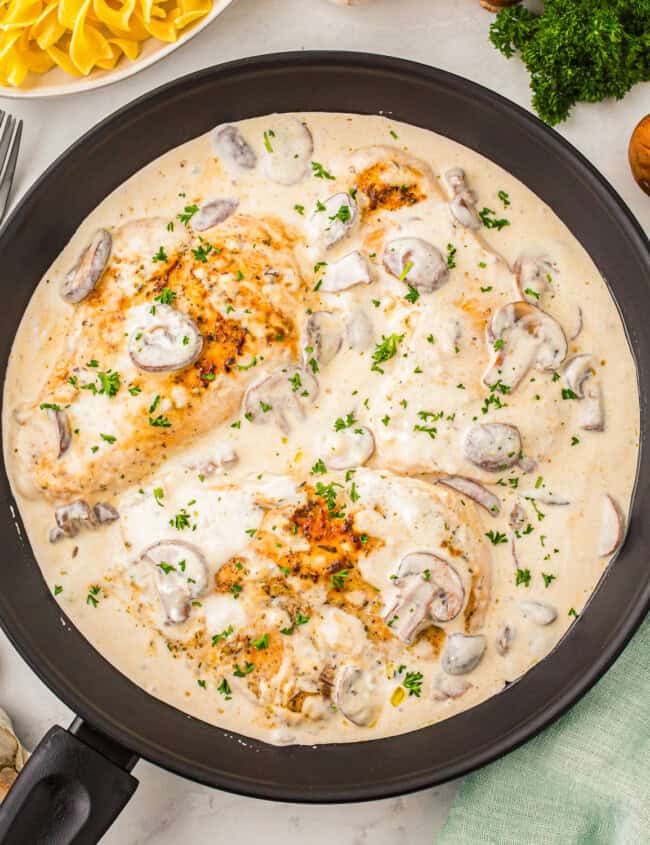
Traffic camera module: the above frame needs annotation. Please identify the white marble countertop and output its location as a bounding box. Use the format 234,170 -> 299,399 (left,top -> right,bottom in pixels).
0,1 -> 647,842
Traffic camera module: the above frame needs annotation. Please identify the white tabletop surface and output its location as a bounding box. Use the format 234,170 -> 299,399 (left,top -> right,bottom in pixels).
0,1 -> 648,843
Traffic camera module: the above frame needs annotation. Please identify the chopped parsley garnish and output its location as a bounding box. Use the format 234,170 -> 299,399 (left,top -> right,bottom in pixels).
294,204 -> 305,215
252,633 -> 269,650
128,385 -> 141,396
479,208 -> 510,230
524,287 -> 540,300
542,573 -> 557,588
571,436 -> 580,446
402,671 -> 423,698
154,287 -> 176,305
237,357 -> 257,371
486,530 -> 508,545
315,481 -> 344,517
371,333 -> 404,373
288,372 -> 302,393
233,661 -> 254,677
562,388 -> 578,400
86,585 -> 101,608
568,607 -> 578,618
153,487 -> 164,506
497,189 -> 511,208
330,569 -> 350,590
310,458 -> 327,476
404,284 -> 420,304
329,204 -> 352,224
212,625 -> 234,646
217,678 -> 232,699
263,130 -> 274,153
40,402 -> 62,411
311,161 -> 335,180
515,568 -> 532,587
169,509 -> 191,530
149,414 -> 171,428
152,246 -> 168,263
157,562 -> 176,575
177,204 -> 199,226
54,585 -> 63,596
100,433 -> 116,444
230,583 -> 242,599
334,412 -> 356,431
446,243 -> 457,269
191,242 -> 213,263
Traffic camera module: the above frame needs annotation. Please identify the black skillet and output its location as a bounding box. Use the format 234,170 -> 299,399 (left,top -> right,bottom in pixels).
0,52 -> 648,844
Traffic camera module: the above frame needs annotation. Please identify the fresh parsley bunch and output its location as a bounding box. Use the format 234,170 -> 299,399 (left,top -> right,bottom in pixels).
490,1 -> 650,125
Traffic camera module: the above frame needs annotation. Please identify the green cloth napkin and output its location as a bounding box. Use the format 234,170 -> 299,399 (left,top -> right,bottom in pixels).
436,615 -> 649,845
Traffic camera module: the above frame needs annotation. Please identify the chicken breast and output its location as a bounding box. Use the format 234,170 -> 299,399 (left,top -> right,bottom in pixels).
11,213 -> 308,500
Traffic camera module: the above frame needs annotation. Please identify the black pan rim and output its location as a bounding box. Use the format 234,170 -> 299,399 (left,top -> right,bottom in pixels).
0,51 -> 648,804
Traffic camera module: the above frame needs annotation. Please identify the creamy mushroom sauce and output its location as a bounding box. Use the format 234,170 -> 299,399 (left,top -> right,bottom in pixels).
3,114 -> 639,745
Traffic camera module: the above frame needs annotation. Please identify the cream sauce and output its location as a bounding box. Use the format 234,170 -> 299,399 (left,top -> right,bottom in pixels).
2,113 -> 639,745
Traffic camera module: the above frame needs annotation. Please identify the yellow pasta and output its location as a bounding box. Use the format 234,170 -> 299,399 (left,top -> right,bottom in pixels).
0,0 -> 213,86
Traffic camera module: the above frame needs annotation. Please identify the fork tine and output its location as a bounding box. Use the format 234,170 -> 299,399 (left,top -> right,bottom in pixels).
0,113 -> 12,173
0,117 -> 21,222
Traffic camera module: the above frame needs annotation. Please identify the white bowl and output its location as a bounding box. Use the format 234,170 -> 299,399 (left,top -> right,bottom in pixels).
0,0 -> 234,99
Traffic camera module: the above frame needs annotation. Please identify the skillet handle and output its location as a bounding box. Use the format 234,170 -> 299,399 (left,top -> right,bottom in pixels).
0,721 -> 138,844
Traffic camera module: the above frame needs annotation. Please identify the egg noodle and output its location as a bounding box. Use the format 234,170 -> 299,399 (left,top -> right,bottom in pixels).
0,0 -> 213,87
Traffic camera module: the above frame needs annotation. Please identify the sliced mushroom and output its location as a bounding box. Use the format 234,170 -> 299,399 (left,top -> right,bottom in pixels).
563,354 -> 604,431
48,408 -> 71,458
496,624 -> 515,656
570,306 -> 584,341
599,494 -> 624,556
519,489 -> 570,506
262,117 -> 313,185
383,237 -> 448,293
441,633 -> 487,675
93,502 -> 119,524
141,540 -> 208,624
60,229 -> 112,304
437,476 -> 500,516
54,499 -> 95,538
191,197 -> 239,232
212,124 -> 256,170
243,366 -> 318,434
461,423 -> 521,472
509,503 -> 527,532
321,251 -> 371,292
301,311 -> 344,368
323,425 -> 375,470
514,253 -> 557,303
432,674 -> 472,701
187,447 -> 239,476
518,600 -> 557,626
345,310 -> 374,350
383,552 -> 464,643
483,302 -> 567,391
129,304 -> 203,373
48,526 -> 66,544
334,666 -> 379,727
443,168 -> 480,230
308,192 -> 357,249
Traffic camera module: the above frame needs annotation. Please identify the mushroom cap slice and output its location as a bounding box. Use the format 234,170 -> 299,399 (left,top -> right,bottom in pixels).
191,198 -> 239,232
514,252 -> 557,303
321,251 -> 371,292
383,237 -> 449,293
394,552 -> 465,623
462,423 -> 521,472
345,309 -> 374,350
212,124 -> 257,170
48,408 -> 71,458
383,552 -> 464,643
599,494 -> 624,557
432,674 -> 472,701
308,192 -> 357,250
563,354 -> 594,399
334,666 -> 379,727
55,499 -> 95,538
441,633 -> 487,675
262,116 -> 313,185
93,502 -> 119,524
323,425 -> 375,471
518,489 -> 570,506
581,384 -> 605,431
243,366 -> 318,434
437,475 -> 501,516
61,229 -> 112,304
495,624 -> 515,656
141,540 -> 208,624
128,304 -> 203,373
518,600 -> 557,626
443,168 -> 480,229
301,311 -> 344,369
483,301 -> 567,391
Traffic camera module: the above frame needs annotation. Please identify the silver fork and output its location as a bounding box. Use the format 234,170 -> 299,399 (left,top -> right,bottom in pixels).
0,111 -> 22,222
